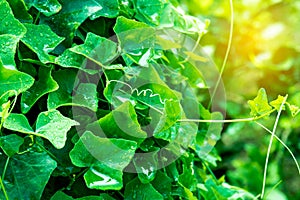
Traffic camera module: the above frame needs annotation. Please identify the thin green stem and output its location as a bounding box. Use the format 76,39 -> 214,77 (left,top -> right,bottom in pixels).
202,160 -> 218,183
1,157 -> 10,181
36,142 -> 65,167
255,122 -> 300,175
178,109 -> 276,123
0,176 -> 9,200
33,12 -> 40,25
261,95 -> 287,199
208,0 -> 234,110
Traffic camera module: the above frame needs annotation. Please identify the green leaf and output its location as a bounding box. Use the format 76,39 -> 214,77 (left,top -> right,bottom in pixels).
0,34 -> 19,69
40,0 -> 117,44
248,88 -> 273,117
0,151 -> 57,200
0,0 -> 26,37
132,88 -> 164,110
70,32 -> 118,66
47,69 -> 77,109
35,110 -> 79,149
114,16 -> 156,52
21,66 -> 59,113
0,134 -> 24,157
73,83 -> 98,112
133,150 -> 158,184
70,131 -> 137,170
51,191 -> 116,200
124,177 -> 164,200
154,100 -> 181,134
47,69 -> 99,111
87,101 -> 147,145
0,59 -> 34,97
83,164 -> 123,190
3,113 -> 34,134
24,0 -> 62,16
194,112 -> 223,164
55,48 -> 99,74
88,0 -> 119,20
135,0 -> 168,25
21,23 -> 64,63
6,0 -> 33,23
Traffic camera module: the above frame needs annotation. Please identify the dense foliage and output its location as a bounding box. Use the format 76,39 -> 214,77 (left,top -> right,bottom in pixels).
0,0 -> 299,199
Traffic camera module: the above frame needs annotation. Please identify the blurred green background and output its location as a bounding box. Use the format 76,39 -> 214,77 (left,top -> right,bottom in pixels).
179,0 -> 300,199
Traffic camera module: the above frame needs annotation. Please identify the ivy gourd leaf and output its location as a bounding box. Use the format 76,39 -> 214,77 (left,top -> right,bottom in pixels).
0,151 -> 57,200
3,113 -> 34,134
154,100 -> 181,134
40,0 -> 111,44
287,103 -> 300,117
0,59 -> 34,97
0,0 -> 26,38
0,34 -> 19,69
70,32 -> 118,66
132,88 -> 164,110
21,66 -> 59,113
24,0 -> 62,16
248,88 -> 272,117
70,131 -> 137,171
35,110 -> 79,149
151,171 -> 172,198
135,0 -> 168,26
21,23 -> 64,63
88,0 -> 119,20
47,69 -> 98,111
124,177 -> 164,200
87,101 -> 147,146
193,112 -> 223,164
6,0 -> 33,23
47,69 -> 77,109
133,150 -> 158,184
83,164 -> 123,190
0,134 -> 24,157
73,83 -> 98,112
114,16 -> 156,52
55,49 -> 100,75
270,95 -> 286,111
51,191 -> 116,200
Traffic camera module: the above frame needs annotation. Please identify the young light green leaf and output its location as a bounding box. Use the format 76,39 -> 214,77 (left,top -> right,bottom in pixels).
84,164 -> 123,190
3,113 -> 34,134
0,34 -> 19,69
286,102 -> 300,117
21,24 -> 64,63
70,32 -> 118,66
21,66 -> 59,113
248,88 -> 272,117
87,101 -> 147,145
24,0 -> 62,16
124,177 -> 164,200
270,95 -> 286,111
0,59 -> 34,97
0,151 -> 57,200
70,131 -> 137,171
0,0 -> 26,38
35,110 -> 79,149
0,134 -> 24,157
